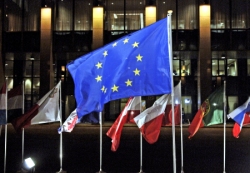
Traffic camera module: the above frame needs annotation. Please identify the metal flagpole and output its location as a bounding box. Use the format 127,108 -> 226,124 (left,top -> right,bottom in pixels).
167,10 -> 176,173
180,80 -> 184,173
96,111 -> 105,173
139,96 -> 144,173
57,81 -> 66,173
223,81 -> 226,173
4,78 -> 8,173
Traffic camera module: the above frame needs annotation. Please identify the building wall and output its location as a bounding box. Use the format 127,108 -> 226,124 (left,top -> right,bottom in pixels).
1,0 -> 250,121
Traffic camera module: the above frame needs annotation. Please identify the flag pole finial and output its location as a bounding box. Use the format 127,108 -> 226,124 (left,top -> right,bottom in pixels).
168,10 -> 173,14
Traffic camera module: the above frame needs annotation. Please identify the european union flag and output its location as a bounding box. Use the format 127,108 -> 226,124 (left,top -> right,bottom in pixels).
67,17 -> 172,118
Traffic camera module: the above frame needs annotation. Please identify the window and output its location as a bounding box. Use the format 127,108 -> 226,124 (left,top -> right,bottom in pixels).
231,30 -> 247,50
211,30 -> 230,50
157,0 -> 176,29
55,0 -> 73,31
227,59 -> 237,76
173,58 -> 191,76
247,59 -> 250,76
24,0 -> 40,31
177,0 -> 197,29
212,59 -> 225,76
74,0 -> 92,31
210,0 -> 230,29
228,96 -> 238,113
4,0 -> 22,31
105,0 -> 145,31
231,0 -> 250,29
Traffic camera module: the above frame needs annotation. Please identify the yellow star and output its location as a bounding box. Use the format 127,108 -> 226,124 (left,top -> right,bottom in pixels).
111,84 -> 119,92
123,38 -> 129,44
136,54 -> 143,61
95,62 -> 102,69
125,79 -> 132,86
95,75 -> 102,82
133,68 -> 140,76
101,86 -> 107,93
103,51 -> 108,57
113,42 -> 117,47
132,42 -> 139,48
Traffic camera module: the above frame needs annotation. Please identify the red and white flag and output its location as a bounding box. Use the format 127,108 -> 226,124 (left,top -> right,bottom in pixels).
163,81 -> 181,125
12,81 -> 61,132
106,96 -> 141,151
134,94 -> 170,144
8,84 -> 23,123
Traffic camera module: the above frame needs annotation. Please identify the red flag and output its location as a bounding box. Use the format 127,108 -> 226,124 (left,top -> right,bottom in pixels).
134,94 -> 170,144
8,84 -> 23,123
232,112 -> 250,138
106,97 -> 140,151
162,81 -> 181,125
12,82 -> 61,133
188,108 -> 205,139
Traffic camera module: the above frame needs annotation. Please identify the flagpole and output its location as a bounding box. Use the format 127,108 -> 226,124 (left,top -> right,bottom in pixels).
139,96 -> 144,173
96,111 -> 105,173
180,80 -> 184,173
57,81 -> 66,173
223,81 -> 226,173
4,78 -> 8,173
167,10 -> 176,173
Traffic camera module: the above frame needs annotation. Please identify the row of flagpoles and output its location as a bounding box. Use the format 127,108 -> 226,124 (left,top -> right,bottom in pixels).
0,79 -> 64,173
2,11 -> 250,173
1,78 -> 249,173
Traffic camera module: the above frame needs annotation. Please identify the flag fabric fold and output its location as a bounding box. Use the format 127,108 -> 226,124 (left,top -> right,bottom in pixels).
0,83 -> 7,125
188,86 -> 224,138
8,84 -> 23,123
134,94 -> 170,144
67,17 -> 171,119
12,81 -> 61,132
58,110 -> 99,134
58,109 -> 78,134
162,81 -> 181,126
227,97 -> 250,138
106,97 -> 141,151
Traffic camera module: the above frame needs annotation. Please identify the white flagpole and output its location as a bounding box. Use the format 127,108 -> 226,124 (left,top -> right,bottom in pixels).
96,111 -> 105,173
167,10 -> 176,173
139,96 -> 144,173
57,81 -> 66,173
4,78 -> 8,173
180,80 -> 184,173
223,81 -> 226,173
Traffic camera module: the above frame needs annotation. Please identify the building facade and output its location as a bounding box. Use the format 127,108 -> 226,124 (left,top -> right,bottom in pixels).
1,0 -> 250,121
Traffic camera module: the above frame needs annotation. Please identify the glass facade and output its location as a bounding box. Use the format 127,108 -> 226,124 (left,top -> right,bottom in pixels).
1,0 -> 250,121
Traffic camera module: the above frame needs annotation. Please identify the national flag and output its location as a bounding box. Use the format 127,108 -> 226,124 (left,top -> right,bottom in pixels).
106,97 -> 141,151
8,84 -> 23,122
134,94 -> 171,144
58,110 -> 99,134
227,97 -> 250,138
0,83 -> 7,125
163,81 -> 181,125
12,81 -> 61,132
67,17 -> 171,119
188,85 -> 224,138
58,109 -> 78,134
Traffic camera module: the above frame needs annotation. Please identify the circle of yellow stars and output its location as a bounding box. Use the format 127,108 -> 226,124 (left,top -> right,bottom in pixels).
93,38 -> 142,93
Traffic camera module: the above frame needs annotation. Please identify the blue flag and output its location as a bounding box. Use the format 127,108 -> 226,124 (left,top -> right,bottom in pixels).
67,17 -> 172,118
